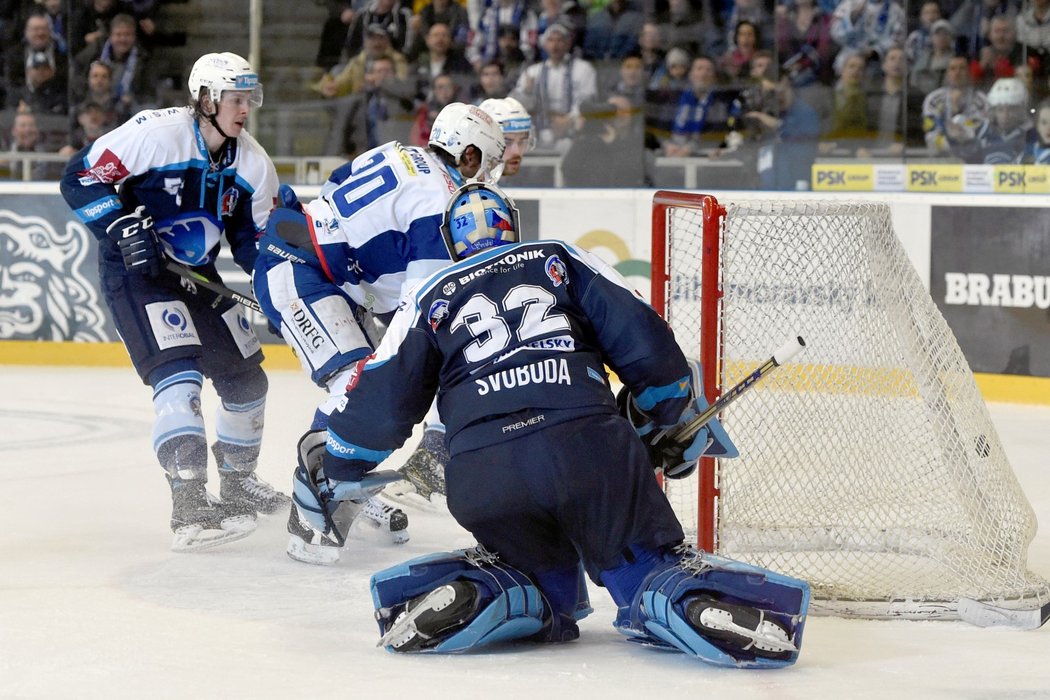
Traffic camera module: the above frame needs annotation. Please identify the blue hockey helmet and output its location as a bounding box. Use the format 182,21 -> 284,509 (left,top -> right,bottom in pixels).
440,182 -> 520,260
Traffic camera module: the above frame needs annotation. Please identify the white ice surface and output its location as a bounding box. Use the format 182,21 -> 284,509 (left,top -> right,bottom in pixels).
1,366 -> 1048,699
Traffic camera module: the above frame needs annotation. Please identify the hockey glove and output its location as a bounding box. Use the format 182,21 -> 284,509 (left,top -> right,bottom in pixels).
107,206 -> 161,277
278,183 -> 303,213
616,360 -> 738,480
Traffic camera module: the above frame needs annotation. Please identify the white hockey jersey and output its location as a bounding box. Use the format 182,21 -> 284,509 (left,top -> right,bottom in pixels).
309,141 -> 463,319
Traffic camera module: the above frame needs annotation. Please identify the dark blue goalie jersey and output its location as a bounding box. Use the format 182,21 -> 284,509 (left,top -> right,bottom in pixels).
325,239 -> 695,479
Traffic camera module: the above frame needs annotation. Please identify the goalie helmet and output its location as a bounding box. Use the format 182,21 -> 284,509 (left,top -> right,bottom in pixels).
440,182 -> 519,260
479,97 -> 536,152
188,52 -> 264,108
428,102 -> 506,184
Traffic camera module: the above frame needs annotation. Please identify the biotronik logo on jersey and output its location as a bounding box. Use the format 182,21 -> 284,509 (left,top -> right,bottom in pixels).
428,299 -> 450,330
458,248 -> 545,286
443,281 -> 457,295
943,272 -> 1050,307
545,255 -> 568,286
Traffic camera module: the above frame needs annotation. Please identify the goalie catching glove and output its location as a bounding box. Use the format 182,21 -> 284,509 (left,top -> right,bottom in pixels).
617,359 -> 738,479
106,205 -> 161,277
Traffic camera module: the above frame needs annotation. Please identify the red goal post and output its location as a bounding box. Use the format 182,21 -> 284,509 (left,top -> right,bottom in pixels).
651,191 -> 723,553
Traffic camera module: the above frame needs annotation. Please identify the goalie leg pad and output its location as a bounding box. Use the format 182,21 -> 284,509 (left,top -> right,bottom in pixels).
615,547 -> 810,669
370,547 -> 547,653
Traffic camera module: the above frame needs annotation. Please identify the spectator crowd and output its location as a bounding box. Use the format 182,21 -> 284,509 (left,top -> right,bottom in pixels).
5,0 -> 1050,186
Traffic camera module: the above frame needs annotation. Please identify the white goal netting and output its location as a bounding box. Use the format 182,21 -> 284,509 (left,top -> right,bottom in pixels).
656,194 -> 1050,619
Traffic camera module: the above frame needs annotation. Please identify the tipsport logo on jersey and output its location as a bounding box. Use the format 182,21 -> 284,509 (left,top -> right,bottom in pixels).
145,301 -> 201,349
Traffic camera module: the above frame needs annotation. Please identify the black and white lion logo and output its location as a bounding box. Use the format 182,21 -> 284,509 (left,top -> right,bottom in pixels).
0,210 -> 107,341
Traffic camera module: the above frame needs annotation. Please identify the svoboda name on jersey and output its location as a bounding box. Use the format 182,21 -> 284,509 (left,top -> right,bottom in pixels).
475,357 -> 571,395
459,249 -> 545,285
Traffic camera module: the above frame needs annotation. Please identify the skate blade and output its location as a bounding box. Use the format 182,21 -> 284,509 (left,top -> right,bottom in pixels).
377,584 -> 459,649
286,534 -> 341,565
171,516 -> 258,553
698,607 -> 796,653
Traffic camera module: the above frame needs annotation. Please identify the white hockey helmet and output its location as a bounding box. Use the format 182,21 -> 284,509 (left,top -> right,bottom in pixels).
428,102 -> 506,183
441,182 -> 520,259
987,77 -> 1027,108
188,52 -> 263,108
479,97 -> 536,151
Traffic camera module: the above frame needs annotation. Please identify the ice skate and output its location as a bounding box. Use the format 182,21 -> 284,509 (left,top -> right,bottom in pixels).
354,497 -> 410,544
379,581 -> 481,652
396,428 -> 448,501
286,498 -> 344,565
168,477 -> 257,552
219,469 -> 290,515
685,594 -> 796,659
214,442 -> 290,515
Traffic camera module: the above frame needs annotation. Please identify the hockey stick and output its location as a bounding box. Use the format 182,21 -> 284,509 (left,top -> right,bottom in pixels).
957,598 -> 1050,630
165,260 -> 263,313
670,336 -> 807,443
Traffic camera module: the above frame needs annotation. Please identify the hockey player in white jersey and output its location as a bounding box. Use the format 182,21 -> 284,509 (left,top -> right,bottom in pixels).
253,102 -> 505,564
479,96 -> 535,177
395,96 -> 538,502
60,53 -> 287,552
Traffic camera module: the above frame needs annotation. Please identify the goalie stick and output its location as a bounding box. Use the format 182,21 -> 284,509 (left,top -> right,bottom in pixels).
670,336 -> 807,443
165,261 -> 263,313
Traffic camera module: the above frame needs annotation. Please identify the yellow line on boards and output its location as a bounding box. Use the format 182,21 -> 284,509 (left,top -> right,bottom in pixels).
0,342 -> 1047,405
0,341 -> 301,371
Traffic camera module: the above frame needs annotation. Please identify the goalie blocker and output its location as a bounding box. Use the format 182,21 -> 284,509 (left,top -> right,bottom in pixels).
617,358 -> 738,479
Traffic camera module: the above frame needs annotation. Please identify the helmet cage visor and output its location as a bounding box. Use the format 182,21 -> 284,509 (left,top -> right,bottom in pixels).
440,182 -> 519,259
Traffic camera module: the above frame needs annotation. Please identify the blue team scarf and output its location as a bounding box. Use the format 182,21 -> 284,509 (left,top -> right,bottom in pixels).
536,58 -> 574,131
101,41 -> 140,101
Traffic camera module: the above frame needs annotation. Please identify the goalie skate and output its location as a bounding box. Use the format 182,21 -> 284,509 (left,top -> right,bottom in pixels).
169,478 -> 257,553
379,581 -> 481,652
685,594 -> 796,659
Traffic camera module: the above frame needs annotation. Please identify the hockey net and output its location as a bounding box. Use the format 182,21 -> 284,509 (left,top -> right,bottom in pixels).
651,191 -> 1050,620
